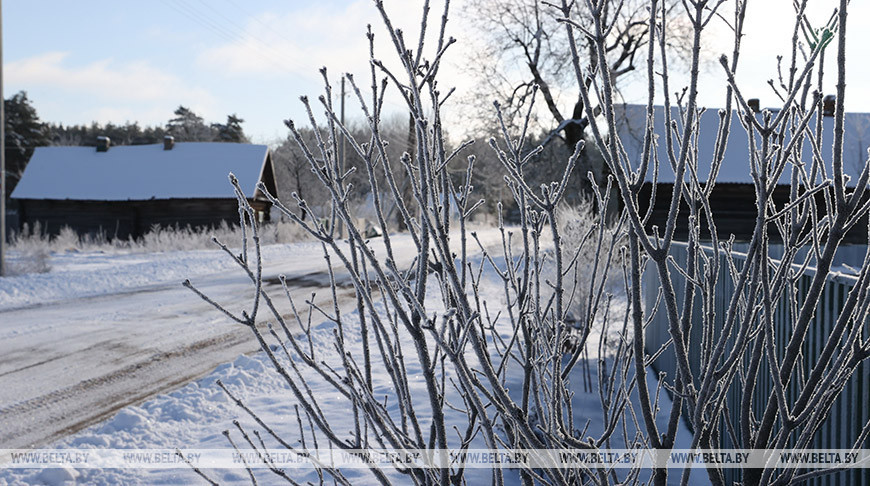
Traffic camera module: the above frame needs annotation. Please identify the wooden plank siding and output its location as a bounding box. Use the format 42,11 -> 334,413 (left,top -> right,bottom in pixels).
636,182 -> 870,244
16,198 -> 270,240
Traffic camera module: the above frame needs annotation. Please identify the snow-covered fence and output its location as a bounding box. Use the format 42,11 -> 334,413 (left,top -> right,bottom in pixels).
644,242 -> 870,485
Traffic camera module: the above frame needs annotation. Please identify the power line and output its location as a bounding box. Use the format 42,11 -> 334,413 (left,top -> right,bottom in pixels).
158,0 -> 298,78
160,0 -> 235,44
221,0 -> 300,48
196,0 -> 291,56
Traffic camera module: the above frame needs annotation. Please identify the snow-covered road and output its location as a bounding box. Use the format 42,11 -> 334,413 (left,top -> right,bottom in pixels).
0,229 -> 505,452
0,262 -> 357,451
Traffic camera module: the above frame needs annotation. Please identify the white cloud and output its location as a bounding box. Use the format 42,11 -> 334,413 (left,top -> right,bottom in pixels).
196,0 -> 457,80
6,51 -> 216,109
5,51 -> 220,127
194,0 -> 476,133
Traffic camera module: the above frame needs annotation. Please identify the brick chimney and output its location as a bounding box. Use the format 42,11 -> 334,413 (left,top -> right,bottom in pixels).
823,95 -> 836,117
164,135 -> 175,150
96,136 -> 111,152
748,98 -> 760,113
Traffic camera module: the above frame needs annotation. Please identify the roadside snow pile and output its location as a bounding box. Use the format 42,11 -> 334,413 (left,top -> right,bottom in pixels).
0,229 -> 502,312
0,241 -> 326,312
0,351 -> 272,485
33,466 -> 79,486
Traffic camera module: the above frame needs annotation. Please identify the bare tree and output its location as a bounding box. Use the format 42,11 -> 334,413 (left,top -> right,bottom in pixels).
460,0 -> 693,205
271,130 -> 332,220
186,0 -> 870,485
460,0 -> 692,148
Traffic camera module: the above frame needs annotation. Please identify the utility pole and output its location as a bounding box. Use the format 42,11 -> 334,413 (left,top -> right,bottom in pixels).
1,0 -> 6,277
338,76 -> 346,239
340,77 -> 346,177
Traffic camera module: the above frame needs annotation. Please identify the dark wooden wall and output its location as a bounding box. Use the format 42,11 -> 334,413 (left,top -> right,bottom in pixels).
16,198 -> 271,240
636,183 -> 869,244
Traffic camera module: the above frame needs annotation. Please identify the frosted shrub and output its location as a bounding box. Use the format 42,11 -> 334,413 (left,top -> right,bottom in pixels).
555,200 -> 627,363
188,1 -> 870,485
253,219 -> 309,245
556,200 -> 625,314
126,221 -> 309,252
7,223 -> 52,275
52,226 -> 81,252
6,220 -> 311,257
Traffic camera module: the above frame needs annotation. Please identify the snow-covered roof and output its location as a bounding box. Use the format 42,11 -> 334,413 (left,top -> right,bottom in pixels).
615,104 -> 870,186
11,142 -> 272,201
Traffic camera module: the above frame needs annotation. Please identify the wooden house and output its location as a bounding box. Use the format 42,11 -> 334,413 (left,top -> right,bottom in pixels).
11,137 -> 277,239
615,102 -> 870,244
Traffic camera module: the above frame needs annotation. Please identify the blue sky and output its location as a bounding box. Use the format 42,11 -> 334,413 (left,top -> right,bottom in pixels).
5,0 -> 870,145
5,0 -> 426,144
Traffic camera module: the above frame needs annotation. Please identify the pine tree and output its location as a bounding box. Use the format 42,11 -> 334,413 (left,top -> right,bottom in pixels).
165,105 -> 216,142
212,114 -> 248,143
5,91 -> 50,194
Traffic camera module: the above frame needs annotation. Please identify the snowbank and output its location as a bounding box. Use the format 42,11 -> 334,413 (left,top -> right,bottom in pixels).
0,240 -> 336,312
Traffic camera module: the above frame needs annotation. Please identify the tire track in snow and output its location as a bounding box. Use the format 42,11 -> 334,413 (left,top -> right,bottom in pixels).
0,273 -> 358,451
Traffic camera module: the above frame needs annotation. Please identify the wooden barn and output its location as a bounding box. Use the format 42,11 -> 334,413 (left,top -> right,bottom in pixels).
616,102 -> 870,244
11,137 -> 277,239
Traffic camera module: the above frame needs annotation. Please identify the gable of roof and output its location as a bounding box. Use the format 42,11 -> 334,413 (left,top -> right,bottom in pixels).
615,104 -> 870,186
11,142 -> 272,201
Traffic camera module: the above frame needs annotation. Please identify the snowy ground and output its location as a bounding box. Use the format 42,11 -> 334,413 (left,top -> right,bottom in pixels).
0,229 -> 709,485
0,240 -> 357,453
0,241 -> 331,312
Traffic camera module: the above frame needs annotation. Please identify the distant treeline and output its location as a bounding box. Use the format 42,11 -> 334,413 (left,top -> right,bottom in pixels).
49,122 -> 168,147
48,106 -> 248,146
